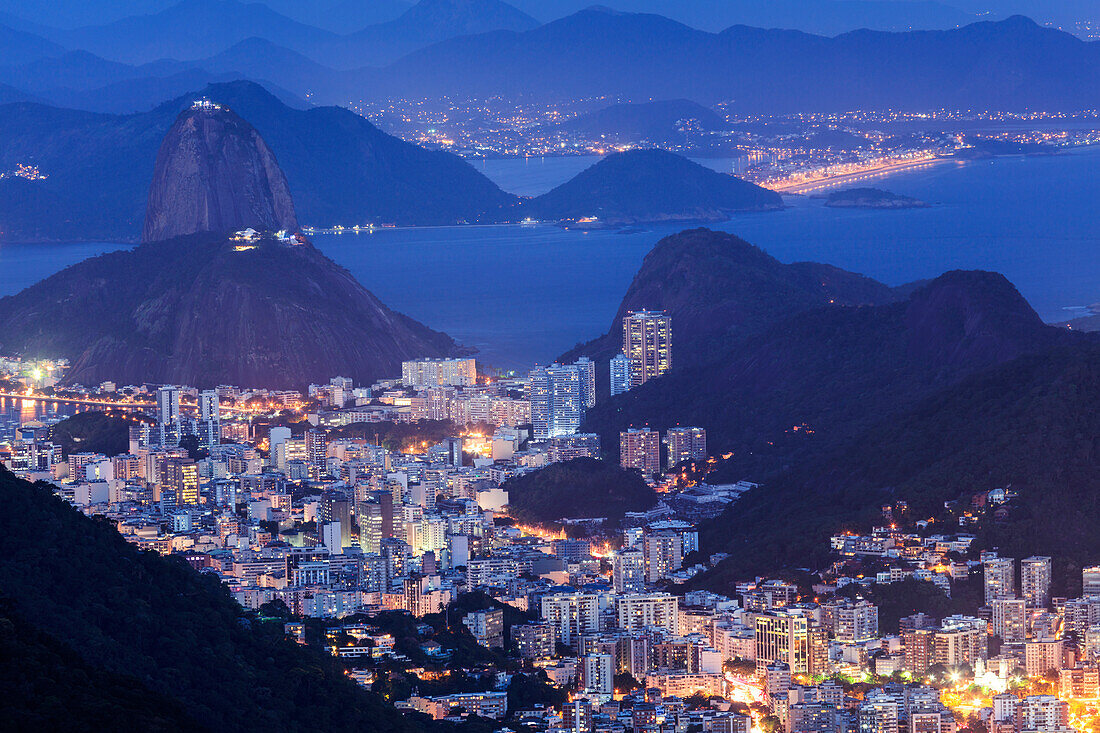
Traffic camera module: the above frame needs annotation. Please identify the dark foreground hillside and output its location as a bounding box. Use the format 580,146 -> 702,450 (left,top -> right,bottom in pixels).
0,466 -> 428,732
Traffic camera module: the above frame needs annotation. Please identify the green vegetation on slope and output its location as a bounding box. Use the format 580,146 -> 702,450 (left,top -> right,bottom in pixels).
501,457 -> 658,524
49,411 -> 143,457
0,466 -> 428,732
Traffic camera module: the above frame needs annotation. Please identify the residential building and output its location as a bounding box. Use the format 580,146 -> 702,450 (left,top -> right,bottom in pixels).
664,426 -> 707,470
541,592 -> 601,646
401,358 -> 477,388
984,558 -> 1015,606
618,592 -> 679,636
623,309 -> 672,388
620,427 -> 660,478
613,547 -> 646,593
610,353 -> 631,396
992,599 -> 1027,644
756,610 -> 811,674
1021,556 -> 1052,609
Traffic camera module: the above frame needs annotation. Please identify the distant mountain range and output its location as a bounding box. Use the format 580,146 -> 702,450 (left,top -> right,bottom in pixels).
0,7 -> 1097,114
1,0 -> 538,69
363,11 -> 1100,110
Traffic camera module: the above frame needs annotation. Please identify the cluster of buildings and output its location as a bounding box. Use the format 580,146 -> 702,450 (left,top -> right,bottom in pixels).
8,345 -> 1100,733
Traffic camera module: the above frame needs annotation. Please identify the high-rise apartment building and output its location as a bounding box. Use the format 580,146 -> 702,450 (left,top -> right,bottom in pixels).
197,389 -> 220,450
934,616 -> 988,667
613,547 -> 646,593
620,427 -> 660,478
548,433 -> 601,463
664,427 -> 707,470
1014,696 -> 1068,731
575,356 -> 596,409
306,428 -> 327,470
529,359 -> 594,439
157,385 -> 181,447
617,592 -> 679,636
984,557 -> 1016,605
581,653 -> 614,695
834,600 -> 879,643
610,353 -> 631,396
992,598 -> 1027,643
401,357 -> 477,388
541,592 -> 601,646
512,623 -> 554,660
1021,556 -> 1052,608
622,309 -> 672,388
859,690 -> 900,733
163,457 -> 199,505
642,530 -> 682,583
756,610 -> 811,674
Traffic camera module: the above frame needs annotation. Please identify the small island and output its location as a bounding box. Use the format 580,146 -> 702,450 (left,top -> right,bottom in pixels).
823,187 -> 930,209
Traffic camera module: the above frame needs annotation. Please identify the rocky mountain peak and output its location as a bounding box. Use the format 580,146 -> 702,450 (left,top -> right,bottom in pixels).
142,100 -> 298,243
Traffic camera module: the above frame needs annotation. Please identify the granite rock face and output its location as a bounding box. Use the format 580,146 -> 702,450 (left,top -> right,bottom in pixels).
143,103 -> 298,243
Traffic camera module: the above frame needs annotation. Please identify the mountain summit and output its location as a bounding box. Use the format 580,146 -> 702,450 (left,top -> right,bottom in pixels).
0,102 -> 463,388
143,101 -> 298,243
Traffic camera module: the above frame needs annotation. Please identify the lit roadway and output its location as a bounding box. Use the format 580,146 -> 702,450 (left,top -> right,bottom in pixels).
763,155 -> 951,194
0,392 -> 252,415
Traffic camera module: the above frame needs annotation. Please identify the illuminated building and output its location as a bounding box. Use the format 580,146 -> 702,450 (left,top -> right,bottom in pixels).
529,361 -> 590,439
859,690 -> 899,733
401,357 -> 477,388
610,353 -> 631,396
306,428 -> 327,471
1064,597 -> 1100,638
623,309 -> 672,388
1024,639 -> 1064,677
984,557 -> 1016,605
664,426 -> 707,470
164,457 -> 199,505
903,628 -> 936,674
1059,665 -> 1100,700
617,592 -> 679,635
831,600 -> 879,643
1084,566 -> 1100,597
462,608 -> 504,649
580,652 -> 614,695
1021,556 -> 1052,608
197,389 -> 220,450
406,691 -> 507,720
156,385 -> 181,447
1013,695 -> 1068,731
548,433 -> 600,463
540,592 -> 600,646
756,610 -> 811,674
612,547 -> 646,593
620,427 -> 660,478
934,616 -> 987,667
992,598 -> 1027,644
642,530 -> 682,583
512,623 -> 554,660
